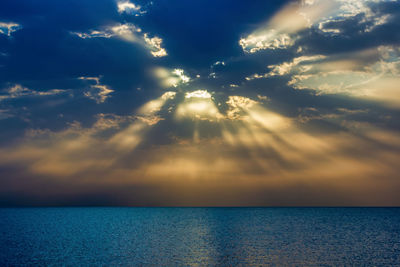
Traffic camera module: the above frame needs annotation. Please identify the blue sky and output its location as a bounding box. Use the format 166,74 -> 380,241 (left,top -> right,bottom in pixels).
1,0 -> 400,206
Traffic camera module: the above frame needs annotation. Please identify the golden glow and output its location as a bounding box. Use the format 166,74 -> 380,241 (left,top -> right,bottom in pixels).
176,90 -> 220,121
1,87 -> 400,205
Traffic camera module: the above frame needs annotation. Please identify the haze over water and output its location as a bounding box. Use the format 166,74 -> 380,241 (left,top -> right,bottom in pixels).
1,208 -> 399,266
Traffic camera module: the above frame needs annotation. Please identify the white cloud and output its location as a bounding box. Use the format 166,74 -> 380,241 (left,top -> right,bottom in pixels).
143,33 -> 167,57
239,1 -> 334,53
364,14 -> 391,33
138,91 -> 176,114
185,90 -> 211,99
153,68 -> 191,88
72,24 -> 141,41
239,0 -> 394,53
283,46 -> 400,106
72,23 -> 167,58
246,55 -> 325,80
317,19 -> 342,35
316,0 -> 395,35
0,84 -> 67,101
257,95 -> 268,101
161,91 -> 177,100
71,30 -> 114,39
244,45 -> 400,106
0,22 -> 21,37
136,91 -> 176,125
84,85 -> 113,104
117,0 -> 146,16
240,32 -> 295,53
176,90 -> 221,122
79,77 -> 114,103
212,61 -> 225,66
225,96 -> 258,120
172,69 -> 190,84
111,23 -> 142,42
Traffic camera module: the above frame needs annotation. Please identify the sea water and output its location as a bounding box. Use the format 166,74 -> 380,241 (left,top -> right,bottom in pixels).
1,208 -> 399,266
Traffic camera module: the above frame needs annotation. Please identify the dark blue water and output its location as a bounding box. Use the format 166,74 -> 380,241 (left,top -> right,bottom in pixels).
1,208 -> 399,266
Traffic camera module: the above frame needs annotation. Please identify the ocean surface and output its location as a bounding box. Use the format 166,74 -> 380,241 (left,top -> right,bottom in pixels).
0,208 -> 399,266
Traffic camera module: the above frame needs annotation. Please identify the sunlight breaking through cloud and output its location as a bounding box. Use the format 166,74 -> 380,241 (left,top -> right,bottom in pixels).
239,0 -> 394,53
1,0 -> 400,207
154,68 -> 191,88
72,23 -> 167,58
176,90 -> 221,121
1,89 -> 399,205
185,90 -> 211,99
239,0 -> 335,53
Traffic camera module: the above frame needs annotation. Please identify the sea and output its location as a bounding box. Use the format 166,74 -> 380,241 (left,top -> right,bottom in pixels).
0,208 -> 399,266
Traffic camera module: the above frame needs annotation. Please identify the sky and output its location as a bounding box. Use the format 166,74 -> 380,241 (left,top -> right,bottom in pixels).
0,0 -> 400,206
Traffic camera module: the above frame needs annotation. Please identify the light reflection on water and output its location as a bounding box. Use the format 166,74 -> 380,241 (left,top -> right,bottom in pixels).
1,208 -> 399,266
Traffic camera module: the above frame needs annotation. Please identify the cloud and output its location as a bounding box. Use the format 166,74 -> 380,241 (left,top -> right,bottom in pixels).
138,91 -> 176,114
0,84 -> 70,122
71,30 -> 114,39
143,33 -> 168,57
333,0 -> 396,33
1,90 -> 399,205
245,45 -> 400,107
0,91 -> 177,176
239,0 -> 396,53
1,0 -> 400,206
225,95 -> 258,120
79,77 -> 114,103
153,67 -> 191,88
212,61 -> 226,67
237,0 -> 400,109
176,90 -> 222,122
71,23 -> 142,41
109,23 -> 142,42
287,47 -> 400,105
0,84 -> 67,101
0,22 -> 21,37
246,55 -> 326,80
240,32 -> 295,53
315,1 -> 393,36
117,0 -> 146,16
185,90 -> 211,99
239,1 -> 334,53
72,23 -> 167,57
296,106 -> 368,123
